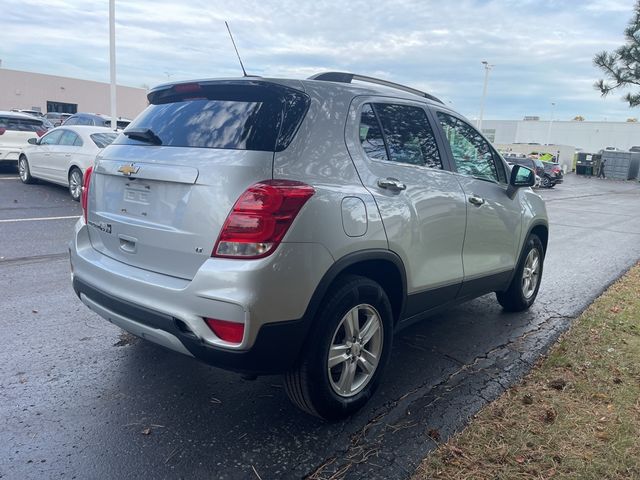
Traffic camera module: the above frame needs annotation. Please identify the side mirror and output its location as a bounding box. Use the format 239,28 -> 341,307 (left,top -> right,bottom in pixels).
510,164 -> 535,187
507,164 -> 535,198
27,137 -> 39,145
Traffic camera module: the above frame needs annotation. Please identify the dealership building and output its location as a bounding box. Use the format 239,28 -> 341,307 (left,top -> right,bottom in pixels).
0,68 -> 148,119
481,118 -> 640,154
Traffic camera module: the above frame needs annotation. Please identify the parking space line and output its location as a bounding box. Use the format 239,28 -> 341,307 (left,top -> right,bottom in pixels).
0,176 -> 19,180
0,215 -> 80,223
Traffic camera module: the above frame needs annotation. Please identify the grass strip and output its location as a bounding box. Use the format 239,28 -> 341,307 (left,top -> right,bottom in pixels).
414,263 -> 640,480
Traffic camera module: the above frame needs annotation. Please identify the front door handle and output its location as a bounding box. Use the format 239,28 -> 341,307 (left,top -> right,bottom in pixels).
377,177 -> 407,191
469,195 -> 485,206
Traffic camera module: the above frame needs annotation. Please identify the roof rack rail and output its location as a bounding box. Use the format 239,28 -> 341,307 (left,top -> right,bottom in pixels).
308,71 -> 444,104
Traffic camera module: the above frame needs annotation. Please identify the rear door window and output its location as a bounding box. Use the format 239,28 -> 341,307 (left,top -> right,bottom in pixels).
359,104 -> 388,161
359,103 -> 442,168
117,82 -> 310,152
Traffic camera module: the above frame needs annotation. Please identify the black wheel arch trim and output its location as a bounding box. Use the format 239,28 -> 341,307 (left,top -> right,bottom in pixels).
301,249 -> 408,326
505,220 -> 548,286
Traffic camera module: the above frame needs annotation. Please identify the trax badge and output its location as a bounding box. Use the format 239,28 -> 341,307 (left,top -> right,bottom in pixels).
118,164 -> 140,176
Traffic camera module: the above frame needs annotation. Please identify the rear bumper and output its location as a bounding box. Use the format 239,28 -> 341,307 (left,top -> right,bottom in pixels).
0,147 -> 20,163
69,219 -> 334,374
73,277 -> 308,374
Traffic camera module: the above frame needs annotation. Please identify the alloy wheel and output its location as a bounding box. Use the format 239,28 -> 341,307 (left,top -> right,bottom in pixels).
69,170 -> 83,200
522,248 -> 541,299
18,158 -> 28,182
327,304 -> 383,397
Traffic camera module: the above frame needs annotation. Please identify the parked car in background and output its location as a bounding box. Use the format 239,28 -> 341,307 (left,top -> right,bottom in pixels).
45,112 -> 73,127
0,111 -> 50,166
18,126 -> 118,200
541,161 -> 563,187
64,112 -> 131,130
505,156 -> 552,187
629,146 -> 640,153
69,73 -> 548,419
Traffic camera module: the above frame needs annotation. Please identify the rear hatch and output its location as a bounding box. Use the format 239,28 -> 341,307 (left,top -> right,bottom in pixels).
0,115 -> 47,158
87,80 -> 310,280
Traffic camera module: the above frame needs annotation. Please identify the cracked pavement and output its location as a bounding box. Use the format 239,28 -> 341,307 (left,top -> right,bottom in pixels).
1,168 -> 639,479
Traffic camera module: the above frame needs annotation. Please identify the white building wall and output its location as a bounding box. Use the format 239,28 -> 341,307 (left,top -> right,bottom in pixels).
0,68 -> 148,119
483,119 -> 640,153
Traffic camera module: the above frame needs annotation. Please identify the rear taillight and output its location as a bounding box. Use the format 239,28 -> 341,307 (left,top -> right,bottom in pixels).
204,318 -> 244,344
213,180 -> 315,259
81,166 -> 93,223
35,129 -> 46,137
0,127 -> 5,135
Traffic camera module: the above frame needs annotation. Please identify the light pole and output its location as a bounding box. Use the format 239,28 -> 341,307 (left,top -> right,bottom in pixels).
546,102 -> 556,145
478,60 -> 494,131
109,0 -> 117,131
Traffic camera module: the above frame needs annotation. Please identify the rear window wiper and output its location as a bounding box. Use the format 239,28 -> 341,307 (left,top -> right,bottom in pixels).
123,127 -> 162,145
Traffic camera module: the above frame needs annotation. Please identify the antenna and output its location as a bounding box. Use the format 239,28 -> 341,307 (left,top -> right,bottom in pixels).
225,21 -> 248,77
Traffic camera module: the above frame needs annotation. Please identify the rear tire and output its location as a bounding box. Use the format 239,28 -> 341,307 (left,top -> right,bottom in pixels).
68,167 -> 83,201
18,156 -> 35,184
541,176 -> 551,188
284,275 -> 393,420
496,234 -> 544,312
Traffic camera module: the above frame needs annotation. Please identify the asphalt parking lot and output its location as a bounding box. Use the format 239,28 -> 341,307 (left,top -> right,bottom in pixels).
1,166 -> 639,480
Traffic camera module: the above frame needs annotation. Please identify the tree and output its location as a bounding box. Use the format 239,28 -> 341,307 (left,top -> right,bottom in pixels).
627,117 -> 638,122
572,115 -> 585,121
594,1 -> 640,106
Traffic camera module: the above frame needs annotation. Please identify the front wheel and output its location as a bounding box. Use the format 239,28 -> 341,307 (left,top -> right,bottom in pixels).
68,168 -> 83,201
18,156 -> 35,184
284,275 -> 393,420
496,233 -> 544,312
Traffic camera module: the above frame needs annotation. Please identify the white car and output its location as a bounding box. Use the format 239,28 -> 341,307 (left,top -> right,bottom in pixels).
18,126 -> 118,200
0,111 -> 49,166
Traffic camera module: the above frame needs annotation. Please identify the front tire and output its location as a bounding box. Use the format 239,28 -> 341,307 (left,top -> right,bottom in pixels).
284,275 -> 393,420
68,168 -> 83,201
18,156 -> 35,184
496,234 -> 544,312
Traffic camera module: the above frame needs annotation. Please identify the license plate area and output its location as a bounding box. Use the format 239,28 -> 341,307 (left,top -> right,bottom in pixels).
122,182 -> 152,217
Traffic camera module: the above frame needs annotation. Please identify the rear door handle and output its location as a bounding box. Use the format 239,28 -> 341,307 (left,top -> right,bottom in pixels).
377,177 -> 407,192
469,195 -> 485,206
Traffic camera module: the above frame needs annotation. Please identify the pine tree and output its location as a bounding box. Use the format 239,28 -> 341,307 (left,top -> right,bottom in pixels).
594,1 -> 640,107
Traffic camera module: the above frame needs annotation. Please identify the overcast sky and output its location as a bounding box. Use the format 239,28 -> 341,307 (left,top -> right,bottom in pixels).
2,0 -> 638,121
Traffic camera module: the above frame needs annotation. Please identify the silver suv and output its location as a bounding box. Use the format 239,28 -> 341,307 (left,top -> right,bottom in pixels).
70,72 -> 547,420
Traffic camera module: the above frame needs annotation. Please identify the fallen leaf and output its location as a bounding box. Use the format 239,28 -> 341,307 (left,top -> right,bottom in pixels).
141,428 -> 151,435
610,306 -> 621,313
428,429 -> 441,441
522,393 -> 534,405
515,455 -> 526,464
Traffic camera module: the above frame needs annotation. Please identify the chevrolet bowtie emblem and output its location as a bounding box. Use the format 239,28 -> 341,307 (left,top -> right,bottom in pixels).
118,164 -> 140,176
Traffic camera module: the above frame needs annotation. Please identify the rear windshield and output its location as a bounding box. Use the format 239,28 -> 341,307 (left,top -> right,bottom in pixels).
115,82 -> 310,152
0,116 -> 45,132
91,133 -> 118,148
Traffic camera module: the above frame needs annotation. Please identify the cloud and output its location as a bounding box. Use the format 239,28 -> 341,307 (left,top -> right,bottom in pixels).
1,0 -> 638,121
